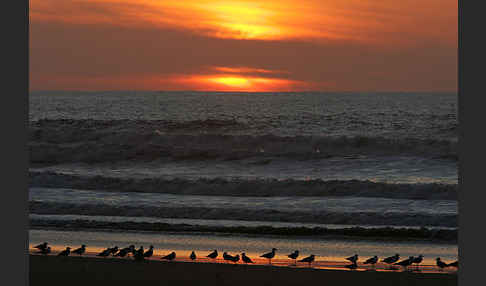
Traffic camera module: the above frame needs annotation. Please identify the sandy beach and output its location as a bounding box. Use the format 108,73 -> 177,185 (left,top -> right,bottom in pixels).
30,254 -> 457,286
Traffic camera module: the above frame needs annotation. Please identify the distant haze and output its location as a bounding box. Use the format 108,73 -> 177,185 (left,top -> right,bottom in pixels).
30,0 -> 457,92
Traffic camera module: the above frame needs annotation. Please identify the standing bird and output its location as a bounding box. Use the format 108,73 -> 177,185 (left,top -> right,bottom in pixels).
38,246 -> 51,255
346,254 -> 358,264
436,258 -> 448,271
207,250 -> 218,260
143,245 -> 154,259
161,252 -> 176,261
260,248 -> 277,265
190,251 -> 197,261
298,254 -> 315,267
97,248 -> 111,258
72,245 -> 86,256
223,252 -> 233,263
363,256 -> 378,268
116,245 -> 134,258
241,253 -> 254,264
382,254 -> 400,268
412,255 -> 424,269
287,250 -> 299,265
109,246 -> 119,256
395,256 -> 414,270
133,246 -> 145,261
448,260 -> 458,268
58,247 -> 71,257
230,254 -> 240,264
34,242 -> 48,252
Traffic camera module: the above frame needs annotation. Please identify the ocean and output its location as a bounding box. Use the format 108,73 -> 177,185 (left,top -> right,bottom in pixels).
28,91 -> 458,265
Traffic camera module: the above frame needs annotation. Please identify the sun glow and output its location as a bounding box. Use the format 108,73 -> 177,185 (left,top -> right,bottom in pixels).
176,73 -> 309,92
209,76 -> 251,87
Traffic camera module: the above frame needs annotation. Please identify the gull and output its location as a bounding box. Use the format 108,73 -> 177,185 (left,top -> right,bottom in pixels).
58,247 -> 71,257
447,260 -> 458,268
134,246 -> 145,261
115,245 -> 134,258
241,253 -> 254,264
395,256 -> 414,270
436,257 -> 448,271
143,245 -> 154,259
230,254 -> 240,264
97,248 -> 111,258
287,250 -> 299,265
382,254 -> 400,268
34,242 -> 48,251
207,250 -> 218,260
298,254 -> 315,267
412,255 -> 424,269
346,254 -> 358,264
161,252 -> 176,261
72,245 -> 86,256
223,252 -> 233,263
190,251 -> 196,261
260,248 -> 277,265
363,256 -> 378,268
109,246 -> 119,256
39,246 -> 51,255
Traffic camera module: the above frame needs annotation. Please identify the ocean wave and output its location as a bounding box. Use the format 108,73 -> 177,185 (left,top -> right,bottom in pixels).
29,119 -> 457,164
29,201 -> 457,228
30,172 -> 458,200
29,217 -> 457,242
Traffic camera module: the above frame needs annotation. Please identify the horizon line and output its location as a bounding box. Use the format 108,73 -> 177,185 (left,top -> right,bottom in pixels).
29,89 -> 458,94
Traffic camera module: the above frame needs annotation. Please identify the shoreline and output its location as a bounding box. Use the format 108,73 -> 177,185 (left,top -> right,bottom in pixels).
30,254 -> 457,286
29,219 -> 458,243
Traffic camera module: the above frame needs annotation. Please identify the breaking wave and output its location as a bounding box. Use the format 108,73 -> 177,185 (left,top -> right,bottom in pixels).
29,201 -> 457,228
29,218 -> 457,242
29,119 -> 457,164
30,172 -> 458,200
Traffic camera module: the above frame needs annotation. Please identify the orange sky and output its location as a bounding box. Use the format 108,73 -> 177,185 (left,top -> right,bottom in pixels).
30,0 -> 457,92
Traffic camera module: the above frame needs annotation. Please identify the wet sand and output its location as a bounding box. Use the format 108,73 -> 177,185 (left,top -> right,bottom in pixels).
30,254 -> 457,286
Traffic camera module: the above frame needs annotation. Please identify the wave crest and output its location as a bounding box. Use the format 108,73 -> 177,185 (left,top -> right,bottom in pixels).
30,172 -> 458,200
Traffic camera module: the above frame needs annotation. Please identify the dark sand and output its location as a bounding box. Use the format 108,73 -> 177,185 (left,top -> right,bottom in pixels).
30,255 -> 457,286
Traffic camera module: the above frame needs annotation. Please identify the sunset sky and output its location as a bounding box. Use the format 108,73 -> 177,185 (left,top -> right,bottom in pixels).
29,0 -> 457,92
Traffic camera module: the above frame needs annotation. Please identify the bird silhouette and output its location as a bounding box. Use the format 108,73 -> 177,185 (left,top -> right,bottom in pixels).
230,254 -> 240,264
223,252 -> 233,263
143,245 -> 154,258
97,248 -> 111,258
34,242 -> 48,251
133,246 -> 145,261
161,252 -> 176,261
346,254 -> 358,264
115,245 -> 134,258
395,256 -> 414,270
411,255 -> 423,269
298,254 -> 315,267
190,251 -> 196,261
287,250 -> 299,265
207,250 -> 218,260
363,256 -> 378,268
447,260 -> 458,268
241,253 -> 254,264
72,245 -> 86,256
109,246 -> 119,256
58,247 -> 71,257
436,257 -> 448,271
382,254 -> 400,269
260,248 -> 277,265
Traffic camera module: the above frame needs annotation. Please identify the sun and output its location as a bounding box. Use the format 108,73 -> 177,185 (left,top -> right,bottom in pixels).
208,77 -> 252,88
